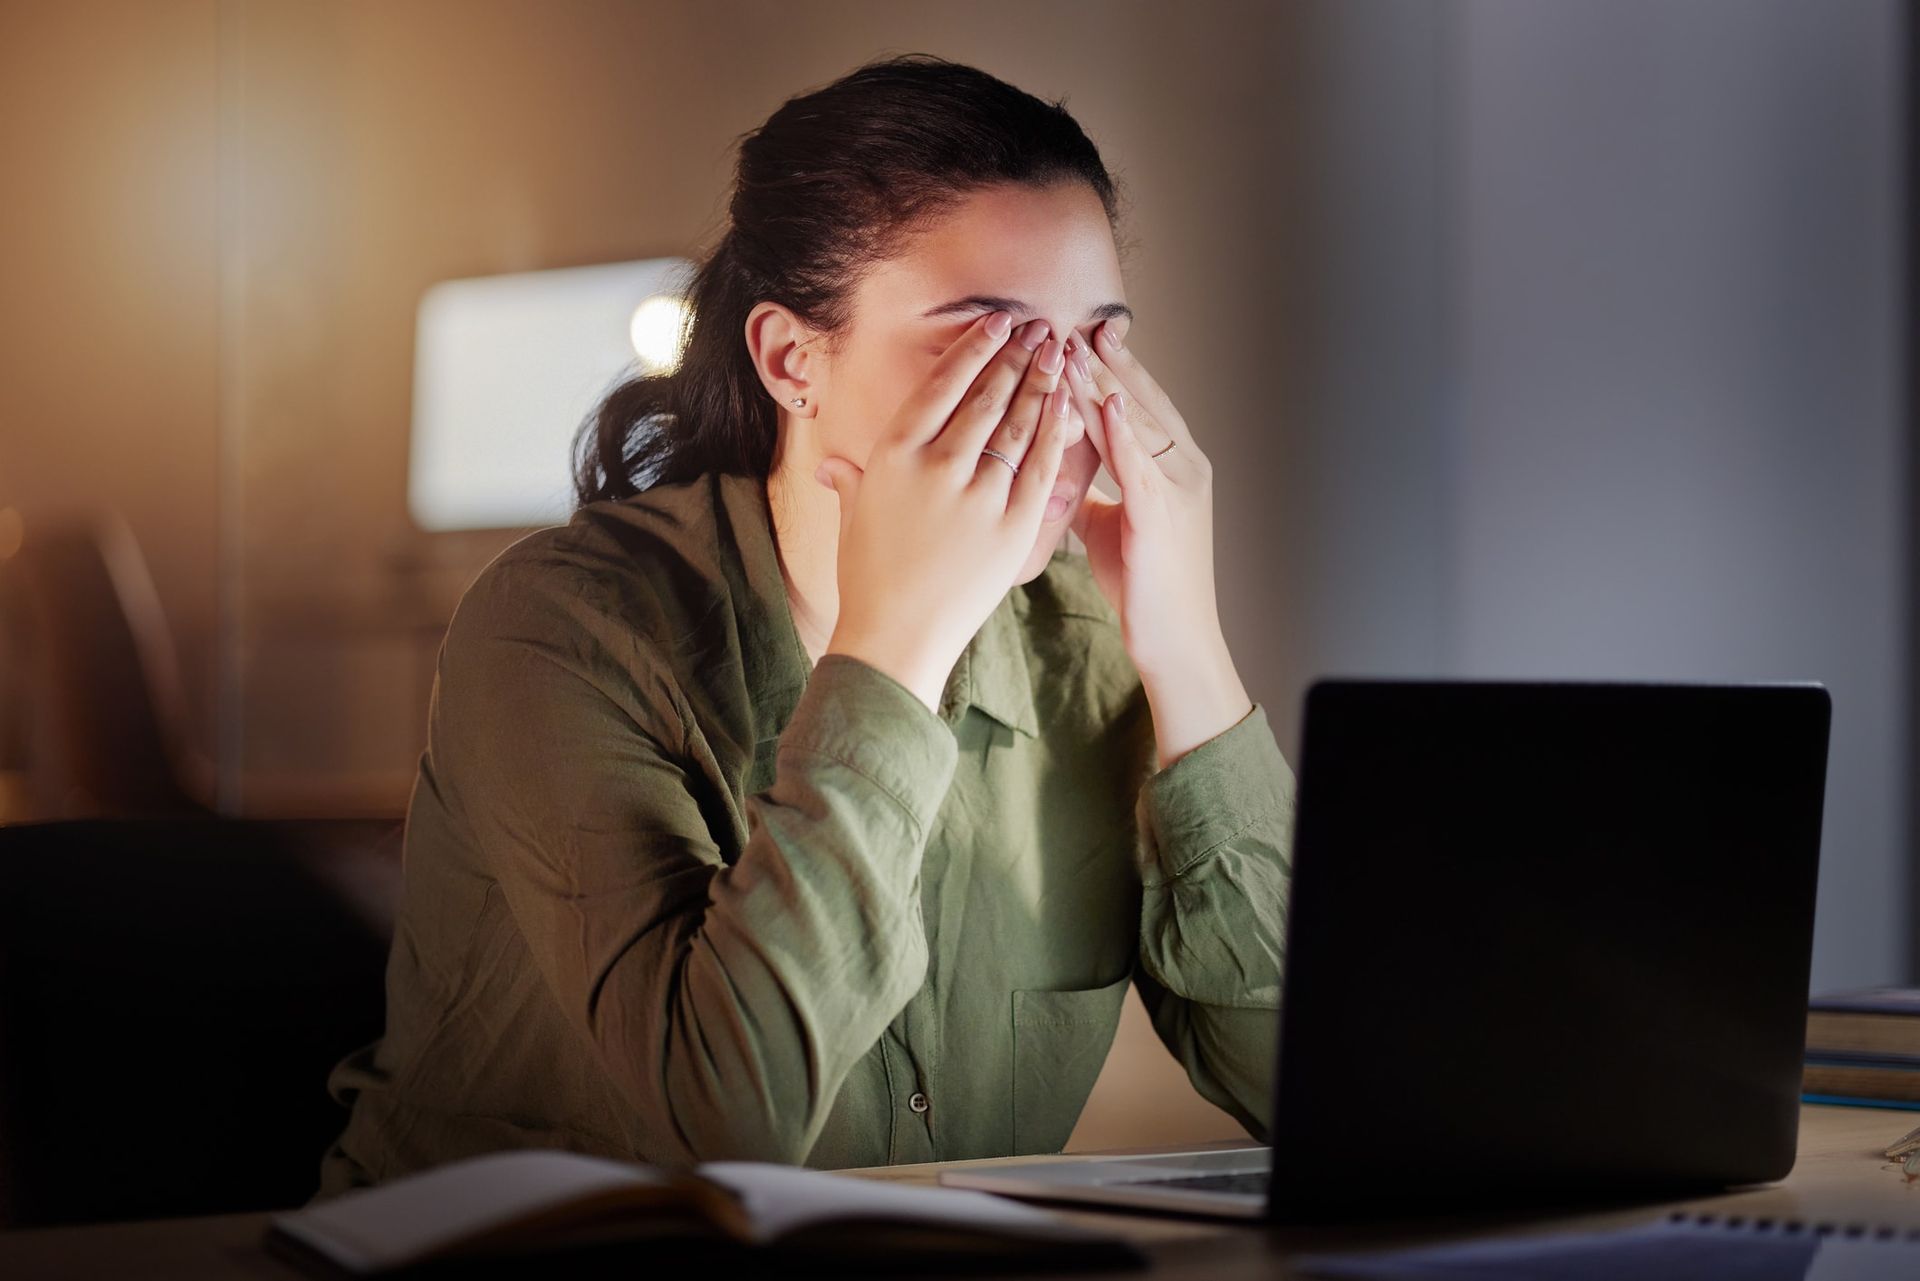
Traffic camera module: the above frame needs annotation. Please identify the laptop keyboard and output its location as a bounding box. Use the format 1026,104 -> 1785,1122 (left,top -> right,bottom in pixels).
1126,1170 -> 1270,1197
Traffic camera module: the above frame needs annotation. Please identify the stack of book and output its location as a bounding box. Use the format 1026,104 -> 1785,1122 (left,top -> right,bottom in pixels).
1803,987 -> 1920,1108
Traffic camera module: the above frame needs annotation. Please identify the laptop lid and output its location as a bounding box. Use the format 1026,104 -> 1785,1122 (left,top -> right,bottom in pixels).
1269,680 -> 1830,1219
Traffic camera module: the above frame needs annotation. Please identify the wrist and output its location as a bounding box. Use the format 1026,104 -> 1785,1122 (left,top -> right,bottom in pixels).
1139,633 -> 1252,770
824,624 -> 952,715
1126,601 -> 1230,684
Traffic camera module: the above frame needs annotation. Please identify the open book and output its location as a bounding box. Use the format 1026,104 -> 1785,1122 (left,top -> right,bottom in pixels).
267,1150 -> 1146,1274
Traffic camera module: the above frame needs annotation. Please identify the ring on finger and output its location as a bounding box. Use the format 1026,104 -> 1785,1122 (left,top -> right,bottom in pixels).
1077,346 -> 1177,462
979,340 -> 1060,474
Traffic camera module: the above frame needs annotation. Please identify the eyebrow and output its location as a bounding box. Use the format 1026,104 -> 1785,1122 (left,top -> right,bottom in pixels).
919,294 -> 1133,326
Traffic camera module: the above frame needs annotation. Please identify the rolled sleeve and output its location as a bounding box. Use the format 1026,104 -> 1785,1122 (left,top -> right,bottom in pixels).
442,565 -> 964,1169
1130,699 -> 1295,1140
778,654 -> 959,834
1135,701 -> 1296,886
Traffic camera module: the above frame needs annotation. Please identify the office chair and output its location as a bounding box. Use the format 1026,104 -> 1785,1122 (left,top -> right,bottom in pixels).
0,816 -> 401,1227
4,512 -> 214,819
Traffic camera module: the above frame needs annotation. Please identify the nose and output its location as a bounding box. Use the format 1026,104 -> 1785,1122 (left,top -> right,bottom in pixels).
1063,401 -> 1087,448
1030,317 -> 1087,447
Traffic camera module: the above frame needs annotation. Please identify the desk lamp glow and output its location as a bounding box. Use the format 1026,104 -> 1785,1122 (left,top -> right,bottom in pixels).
407,257 -> 693,532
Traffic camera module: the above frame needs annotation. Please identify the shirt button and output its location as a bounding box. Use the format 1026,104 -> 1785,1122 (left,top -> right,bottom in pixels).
908,1091 -> 930,1114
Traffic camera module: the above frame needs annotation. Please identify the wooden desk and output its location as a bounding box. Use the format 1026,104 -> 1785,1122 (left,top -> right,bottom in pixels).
4,1104 -> 1917,1279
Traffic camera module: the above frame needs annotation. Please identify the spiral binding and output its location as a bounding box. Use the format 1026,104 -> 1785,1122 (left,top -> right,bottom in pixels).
1667,1209 -> 1920,1242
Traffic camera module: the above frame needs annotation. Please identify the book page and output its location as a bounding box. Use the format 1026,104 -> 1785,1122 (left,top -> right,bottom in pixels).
271,1151 -> 676,1272
696,1161 -> 1098,1246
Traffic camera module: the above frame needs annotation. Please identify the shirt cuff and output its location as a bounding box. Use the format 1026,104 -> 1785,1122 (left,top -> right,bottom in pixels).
777,653 -> 960,834
1135,701 -> 1296,884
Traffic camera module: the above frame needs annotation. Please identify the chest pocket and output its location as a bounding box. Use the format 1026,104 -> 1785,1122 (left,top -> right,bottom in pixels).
1010,969 -> 1134,1155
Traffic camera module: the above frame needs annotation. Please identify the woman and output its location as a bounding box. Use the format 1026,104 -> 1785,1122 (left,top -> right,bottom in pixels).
317,53 -> 1293,1195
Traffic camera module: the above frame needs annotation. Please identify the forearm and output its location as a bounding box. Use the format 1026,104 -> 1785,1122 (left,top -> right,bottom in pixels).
650,659 -> 951,1163
824,621 -> 954,716
1131,696 -> 1295,1131
1134,753 -> 1291,1009
489,653 -> 959,1169
1136,967 -> 1280,1141
1138,630 -> 1254,772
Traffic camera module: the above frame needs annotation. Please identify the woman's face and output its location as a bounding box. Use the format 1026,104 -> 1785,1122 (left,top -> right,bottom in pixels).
814,181 -> 1126,584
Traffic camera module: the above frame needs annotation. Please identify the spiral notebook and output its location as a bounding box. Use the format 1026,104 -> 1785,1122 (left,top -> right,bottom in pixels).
1294,1211 -> 1920,1280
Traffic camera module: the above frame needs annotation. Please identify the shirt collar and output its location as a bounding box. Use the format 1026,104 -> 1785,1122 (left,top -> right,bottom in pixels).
941,593 -> 1041,738
717,470 -> 1040,743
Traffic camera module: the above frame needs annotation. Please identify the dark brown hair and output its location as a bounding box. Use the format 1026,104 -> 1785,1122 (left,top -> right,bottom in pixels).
571,53 -> 1125,505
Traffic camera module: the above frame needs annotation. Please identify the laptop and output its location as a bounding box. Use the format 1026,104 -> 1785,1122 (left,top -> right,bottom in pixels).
941,679 -> 1831,1221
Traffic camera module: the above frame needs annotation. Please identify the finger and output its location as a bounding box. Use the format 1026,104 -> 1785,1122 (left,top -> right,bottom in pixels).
1068,336 -> 1201,485
891,309 -> 1017,447
936,319 -> 1047,466
814,456 -> 863,536
1061,337 -> 1128,480
1092,317 -> 1197,451
974,332 -> 1065,483
1076,369 -> 1115,477
1100,390 -> 1156,500
1066,334 -> 1176,460
1005,383 -> 1072,527
1061,396 -> 1088,450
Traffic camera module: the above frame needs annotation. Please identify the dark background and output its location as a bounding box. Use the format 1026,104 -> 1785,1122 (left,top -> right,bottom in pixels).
0,0 -> 1910,1150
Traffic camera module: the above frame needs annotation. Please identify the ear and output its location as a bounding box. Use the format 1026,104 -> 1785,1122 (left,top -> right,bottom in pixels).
744,302 -> 818,415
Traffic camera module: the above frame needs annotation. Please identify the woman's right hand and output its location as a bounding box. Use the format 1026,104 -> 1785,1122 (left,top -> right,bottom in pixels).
814,309 -> 1073,713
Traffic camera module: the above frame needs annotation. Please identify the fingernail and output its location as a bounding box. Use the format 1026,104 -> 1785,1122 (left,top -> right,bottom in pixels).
1018,320 -> 1049,351
1070,346 -> 1092,381
1038,337 -> 1064,374
1102,317 -> 1129,350
1053,385 -> 1070,417
986,310 -> 1012,339
1111,391 -> 1127,418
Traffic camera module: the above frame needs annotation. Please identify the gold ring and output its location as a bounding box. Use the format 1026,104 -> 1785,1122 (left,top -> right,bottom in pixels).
1150,440 -> 1176,459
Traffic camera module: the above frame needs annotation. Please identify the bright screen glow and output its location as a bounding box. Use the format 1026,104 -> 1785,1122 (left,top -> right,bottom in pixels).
408,256 -> 693,532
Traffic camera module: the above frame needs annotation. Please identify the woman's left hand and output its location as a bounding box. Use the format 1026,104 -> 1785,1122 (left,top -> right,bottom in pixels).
1063,317 -> 1254,767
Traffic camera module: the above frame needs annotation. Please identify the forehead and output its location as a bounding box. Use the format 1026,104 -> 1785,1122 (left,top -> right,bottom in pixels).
857,181 -> 1124,324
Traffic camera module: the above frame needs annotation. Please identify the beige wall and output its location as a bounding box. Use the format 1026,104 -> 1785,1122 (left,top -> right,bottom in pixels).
1,0 -> 1310,1151
0,0 -> 224,765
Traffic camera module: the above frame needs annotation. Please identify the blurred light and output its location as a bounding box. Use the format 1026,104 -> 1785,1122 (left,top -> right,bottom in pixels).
408,256 -> 693,532
629,294 -> 692,374
0,507 -> 21,560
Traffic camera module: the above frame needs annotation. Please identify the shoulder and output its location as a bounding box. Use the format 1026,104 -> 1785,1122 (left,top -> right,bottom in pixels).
437,477 -> 731,743
448,476 -> 723,657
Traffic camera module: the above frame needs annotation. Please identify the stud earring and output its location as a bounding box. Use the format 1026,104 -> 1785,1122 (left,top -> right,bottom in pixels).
790,397 -> 807,408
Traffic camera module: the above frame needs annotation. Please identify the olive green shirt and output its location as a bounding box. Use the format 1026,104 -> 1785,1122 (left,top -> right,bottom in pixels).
316,470 -> 1295,1197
